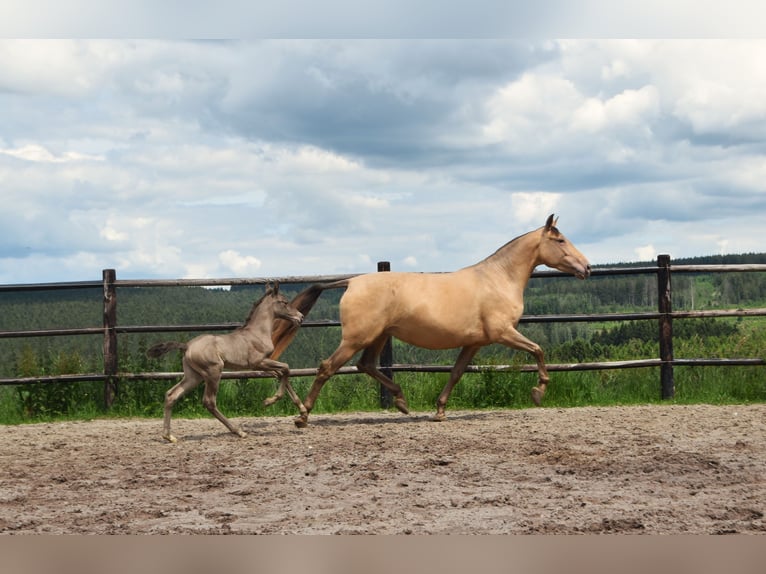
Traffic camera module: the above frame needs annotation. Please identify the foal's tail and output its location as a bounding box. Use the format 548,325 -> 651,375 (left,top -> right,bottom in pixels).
270,279 -> 349,360
146,341 -> 188,358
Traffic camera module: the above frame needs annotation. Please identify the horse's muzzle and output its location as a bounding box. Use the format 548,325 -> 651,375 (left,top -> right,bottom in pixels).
573,263 -> 592,280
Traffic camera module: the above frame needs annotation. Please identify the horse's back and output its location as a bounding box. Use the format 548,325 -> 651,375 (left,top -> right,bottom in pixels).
340,270 -> 492,349
344,270 -> 476,307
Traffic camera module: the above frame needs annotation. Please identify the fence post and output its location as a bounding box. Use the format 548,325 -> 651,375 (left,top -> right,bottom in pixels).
103,269 -> 118,409
377,261 -> 394,409
657,255 -> 675,399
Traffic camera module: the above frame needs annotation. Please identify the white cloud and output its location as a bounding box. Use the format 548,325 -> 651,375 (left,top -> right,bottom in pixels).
0,40 -> 103,96
571,85 -> 660,134
219,249 -> 262,275
100,225 -> 127,242
482,73 -> 582,151
634,244 -> 657,262
0,144 -> 103,163
511,192 -> 561,226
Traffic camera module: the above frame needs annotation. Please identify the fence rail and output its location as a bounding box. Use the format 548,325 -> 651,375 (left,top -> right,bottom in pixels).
1,256 -> 765,407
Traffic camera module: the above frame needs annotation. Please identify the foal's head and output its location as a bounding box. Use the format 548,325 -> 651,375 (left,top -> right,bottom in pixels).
538,214 -> 591,280
265,283 -> 304,325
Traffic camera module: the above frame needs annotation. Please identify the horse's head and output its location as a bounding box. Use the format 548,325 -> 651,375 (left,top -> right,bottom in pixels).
538,214 -> 591,279
266,282 -> 304,325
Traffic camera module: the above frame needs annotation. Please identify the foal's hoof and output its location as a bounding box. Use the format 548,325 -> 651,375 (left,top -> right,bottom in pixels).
163,434 -> 178,443
294,416 -> 308,429
236,430 -> 248,438
394,397 -> 410,415
262,397 -> 277,407
531,386 -> 544,406
431,412 -> 446,422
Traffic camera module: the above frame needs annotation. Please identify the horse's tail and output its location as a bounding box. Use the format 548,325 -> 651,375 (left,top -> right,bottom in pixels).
270,279 -> 349,360
146,341 -> 188,358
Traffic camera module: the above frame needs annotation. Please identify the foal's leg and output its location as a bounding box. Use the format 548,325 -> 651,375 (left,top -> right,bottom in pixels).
296,340 -> 360,428
355,336 -> 410,415
201,368 -> 247,438
259,358 -> 308,418
163,364 -> 204,443
432,345 -> 481,421
498,327 -> 550,406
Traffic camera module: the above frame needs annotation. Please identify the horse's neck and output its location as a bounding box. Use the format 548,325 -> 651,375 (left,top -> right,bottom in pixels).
240,303 -> 274,337
475,229 -> 542,289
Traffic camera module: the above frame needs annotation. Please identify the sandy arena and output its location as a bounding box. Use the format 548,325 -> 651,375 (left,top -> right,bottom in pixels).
1,404 -> 764,534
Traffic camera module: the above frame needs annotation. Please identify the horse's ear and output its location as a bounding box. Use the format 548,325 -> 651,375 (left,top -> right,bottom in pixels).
272,281 -> 280,295
545,214 -> 555,231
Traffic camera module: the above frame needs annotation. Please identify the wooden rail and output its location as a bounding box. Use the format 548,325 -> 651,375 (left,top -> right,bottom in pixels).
1,256 -> 765,408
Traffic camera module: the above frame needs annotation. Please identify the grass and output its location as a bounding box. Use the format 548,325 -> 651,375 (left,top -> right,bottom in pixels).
2,362 -> 763,425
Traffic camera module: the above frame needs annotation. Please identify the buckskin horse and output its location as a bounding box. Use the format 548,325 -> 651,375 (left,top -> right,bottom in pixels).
271,214 -> 591,427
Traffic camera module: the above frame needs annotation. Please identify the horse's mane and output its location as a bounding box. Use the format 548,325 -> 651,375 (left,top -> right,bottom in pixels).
476,222 -> 561,267
238,288 -> 273,329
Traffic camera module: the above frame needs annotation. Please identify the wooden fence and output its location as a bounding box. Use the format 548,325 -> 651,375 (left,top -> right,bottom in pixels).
1,255 -> 765,409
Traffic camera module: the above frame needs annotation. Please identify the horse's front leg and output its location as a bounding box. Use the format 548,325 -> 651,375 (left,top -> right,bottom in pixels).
356,337 -> 410,416
499,328 -> 550,406
259,359 -> 307,418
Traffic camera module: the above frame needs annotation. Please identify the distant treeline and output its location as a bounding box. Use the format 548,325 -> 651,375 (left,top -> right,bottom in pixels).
1,253 -> 765,380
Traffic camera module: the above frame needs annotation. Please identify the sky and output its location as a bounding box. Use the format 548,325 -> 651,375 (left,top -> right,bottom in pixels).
1,28 -> 766,283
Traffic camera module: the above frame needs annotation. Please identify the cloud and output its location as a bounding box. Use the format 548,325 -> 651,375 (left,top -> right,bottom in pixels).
482,72 -> 581,152
1,39 -> 766,284
219,250 -> 262,275
0,144 -> 104,163
634,244 -> 657,262
571,85 -> 660,134
511,192 -> 561,226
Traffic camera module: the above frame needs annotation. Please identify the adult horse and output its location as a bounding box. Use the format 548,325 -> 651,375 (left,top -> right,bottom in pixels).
147,283 -> 305,442
272,214 -> 591,427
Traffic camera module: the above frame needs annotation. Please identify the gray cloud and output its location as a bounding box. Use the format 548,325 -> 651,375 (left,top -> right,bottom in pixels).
1,39 -> 765,283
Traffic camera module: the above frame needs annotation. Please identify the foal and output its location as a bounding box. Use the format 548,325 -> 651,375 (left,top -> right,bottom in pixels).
147,284 -> 305,442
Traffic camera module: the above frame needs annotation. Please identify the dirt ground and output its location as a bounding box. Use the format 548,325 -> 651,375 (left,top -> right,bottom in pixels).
1,404 -> 764,534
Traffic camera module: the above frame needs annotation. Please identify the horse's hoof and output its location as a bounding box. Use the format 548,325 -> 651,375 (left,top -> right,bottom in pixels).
531,387 -> 544,406
163,434 -> 178,443
394,398 -> 410,415
431,412 -> 446,422
294,416 -> 308,429
262,397 -> 276,407
237,430 -> 247,438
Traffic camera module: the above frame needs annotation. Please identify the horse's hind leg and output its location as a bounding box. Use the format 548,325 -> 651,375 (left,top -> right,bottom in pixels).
355,337 -> 409,415
201,371 -> 247,438
433,345 -> 480,422
163,366 -> 204,443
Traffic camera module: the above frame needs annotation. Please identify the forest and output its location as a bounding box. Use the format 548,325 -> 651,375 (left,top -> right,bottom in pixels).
1,253 -> 765,421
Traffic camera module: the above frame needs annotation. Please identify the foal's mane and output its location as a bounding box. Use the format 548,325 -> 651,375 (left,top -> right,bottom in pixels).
239,287 -> 275,329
